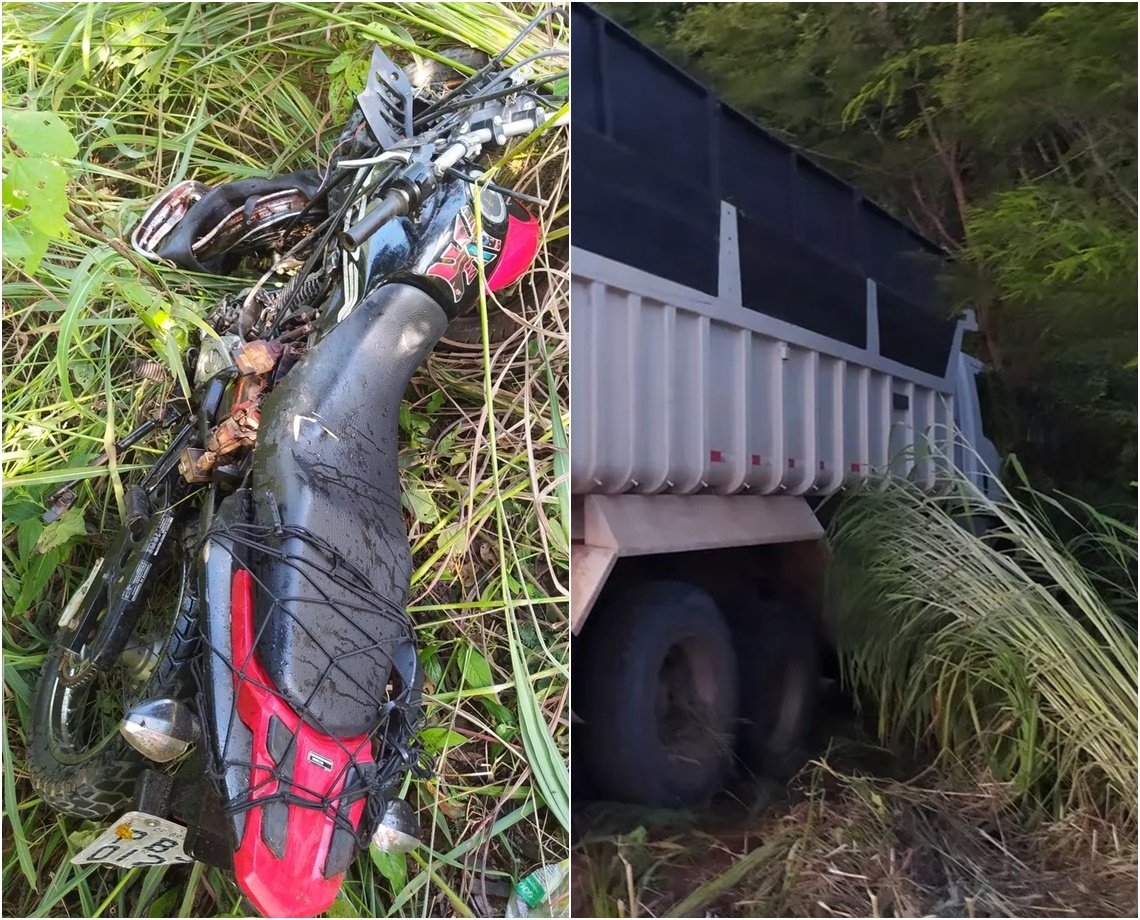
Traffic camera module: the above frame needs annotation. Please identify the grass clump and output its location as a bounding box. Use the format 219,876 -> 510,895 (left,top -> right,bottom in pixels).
827,462 -> 1137,821
2,2 -> 568,917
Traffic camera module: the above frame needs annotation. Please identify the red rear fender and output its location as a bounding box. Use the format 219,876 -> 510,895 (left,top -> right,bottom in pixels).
229,568 -> 375,918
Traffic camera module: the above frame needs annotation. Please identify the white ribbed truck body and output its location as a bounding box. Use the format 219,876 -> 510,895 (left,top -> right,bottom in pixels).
571,209 -> 997,501
569,4 -> 1004,808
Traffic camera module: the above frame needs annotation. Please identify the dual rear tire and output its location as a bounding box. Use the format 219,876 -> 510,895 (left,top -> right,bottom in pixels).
576,579 -> 817,806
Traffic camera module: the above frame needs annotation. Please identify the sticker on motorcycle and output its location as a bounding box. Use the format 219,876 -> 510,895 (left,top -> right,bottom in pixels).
426,205 -> 502,301
307,751 -> 335,771
71,811 -> 194,867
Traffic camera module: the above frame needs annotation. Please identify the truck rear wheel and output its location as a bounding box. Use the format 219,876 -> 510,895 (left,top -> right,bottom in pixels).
579,581 -> 738,806
736,601 -> 818,779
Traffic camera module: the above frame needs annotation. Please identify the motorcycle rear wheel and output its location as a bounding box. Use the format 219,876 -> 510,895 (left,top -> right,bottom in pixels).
27,495 -> 200,819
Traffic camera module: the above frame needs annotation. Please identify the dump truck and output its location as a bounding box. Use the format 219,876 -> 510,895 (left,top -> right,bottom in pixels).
570,4 -> 1001,806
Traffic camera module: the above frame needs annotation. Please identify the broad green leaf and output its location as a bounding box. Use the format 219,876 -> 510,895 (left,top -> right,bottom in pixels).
484,698 -> 515,727
4,109 -> 79,158
461,644 -> 493,688
2,216 -> 33,261
326,894 -> 360,918
404,485 -> 438,524
2,491 -> 44,524
67,825 -> 103,850
369,848 -> 408,895
34,506 -> 87,554
5,157 -> 69,237
420,643 -> 444,689
2,177 -> 22,209
326,49 -> 356,75
3,213 -> 53,273
119,279 -> 165,314
419,726 -> 467,754
17,517 -> 43,561
71,357 -> 97,389
148,890 -> 181,917
12,547 -> 63,616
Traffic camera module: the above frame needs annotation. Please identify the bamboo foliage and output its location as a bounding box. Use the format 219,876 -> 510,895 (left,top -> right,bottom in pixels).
827,458 -> 1137,819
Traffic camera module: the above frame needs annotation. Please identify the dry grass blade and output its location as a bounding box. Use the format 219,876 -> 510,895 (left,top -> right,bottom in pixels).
573,760 -> 1138,918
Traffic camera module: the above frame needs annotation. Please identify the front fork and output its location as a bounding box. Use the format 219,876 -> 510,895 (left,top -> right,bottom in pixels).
58,427 -> 193,687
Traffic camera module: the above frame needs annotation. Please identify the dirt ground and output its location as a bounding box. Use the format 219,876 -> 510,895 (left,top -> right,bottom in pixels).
571,691 -> 1138,918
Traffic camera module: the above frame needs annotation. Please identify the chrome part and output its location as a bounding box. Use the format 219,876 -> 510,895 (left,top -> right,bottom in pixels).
130,180 -> 208,260
371,799 -> 421,853
194,334 -> 240,386
119,637 -> 165,682
119,698 -> 200,763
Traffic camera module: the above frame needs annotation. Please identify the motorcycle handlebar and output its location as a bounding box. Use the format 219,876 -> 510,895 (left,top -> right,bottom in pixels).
340,188 -> 410,251
339,111 -> 545,252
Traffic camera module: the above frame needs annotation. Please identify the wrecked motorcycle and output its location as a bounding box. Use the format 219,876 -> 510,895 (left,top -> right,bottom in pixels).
27,13 -> 564,917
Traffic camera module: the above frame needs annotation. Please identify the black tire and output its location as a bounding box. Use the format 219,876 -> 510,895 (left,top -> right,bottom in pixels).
438,306 -> 516,348
579,580 -> 738,806
26,531 -> 200,819
736,602 -> 818,779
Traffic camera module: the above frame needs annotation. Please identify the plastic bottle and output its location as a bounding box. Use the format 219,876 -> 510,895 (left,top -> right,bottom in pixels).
504,861 -> 570,918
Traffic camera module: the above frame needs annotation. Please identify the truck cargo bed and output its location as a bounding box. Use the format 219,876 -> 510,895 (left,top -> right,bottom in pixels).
571,4 -> 995,498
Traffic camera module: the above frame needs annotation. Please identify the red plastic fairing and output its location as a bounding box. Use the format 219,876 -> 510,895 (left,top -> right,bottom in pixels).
487,211 -> 540,292
230,569 -> 375,918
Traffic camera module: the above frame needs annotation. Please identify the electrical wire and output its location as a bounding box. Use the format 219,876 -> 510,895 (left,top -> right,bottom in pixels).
422,72 -> 568,121
444,168 -> 547,206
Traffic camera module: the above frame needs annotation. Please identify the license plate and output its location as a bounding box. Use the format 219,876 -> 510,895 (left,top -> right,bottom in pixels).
71,811 -> 194,868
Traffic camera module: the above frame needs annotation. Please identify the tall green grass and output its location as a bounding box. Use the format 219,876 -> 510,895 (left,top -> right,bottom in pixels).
2,3 -> 568,916
827,461 -> 1137,820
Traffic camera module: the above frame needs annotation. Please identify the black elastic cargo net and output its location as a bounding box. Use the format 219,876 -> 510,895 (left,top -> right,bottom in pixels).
196,514 -> 432,857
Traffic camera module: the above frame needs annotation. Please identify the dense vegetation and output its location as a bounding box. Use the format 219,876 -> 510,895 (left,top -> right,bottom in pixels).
609,1 -> 1137,515
2,3 -> 567,917
573,6 -> 1137,916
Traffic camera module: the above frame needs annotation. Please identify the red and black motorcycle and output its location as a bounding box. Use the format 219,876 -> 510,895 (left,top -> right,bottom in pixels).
27,14 -> 564,917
